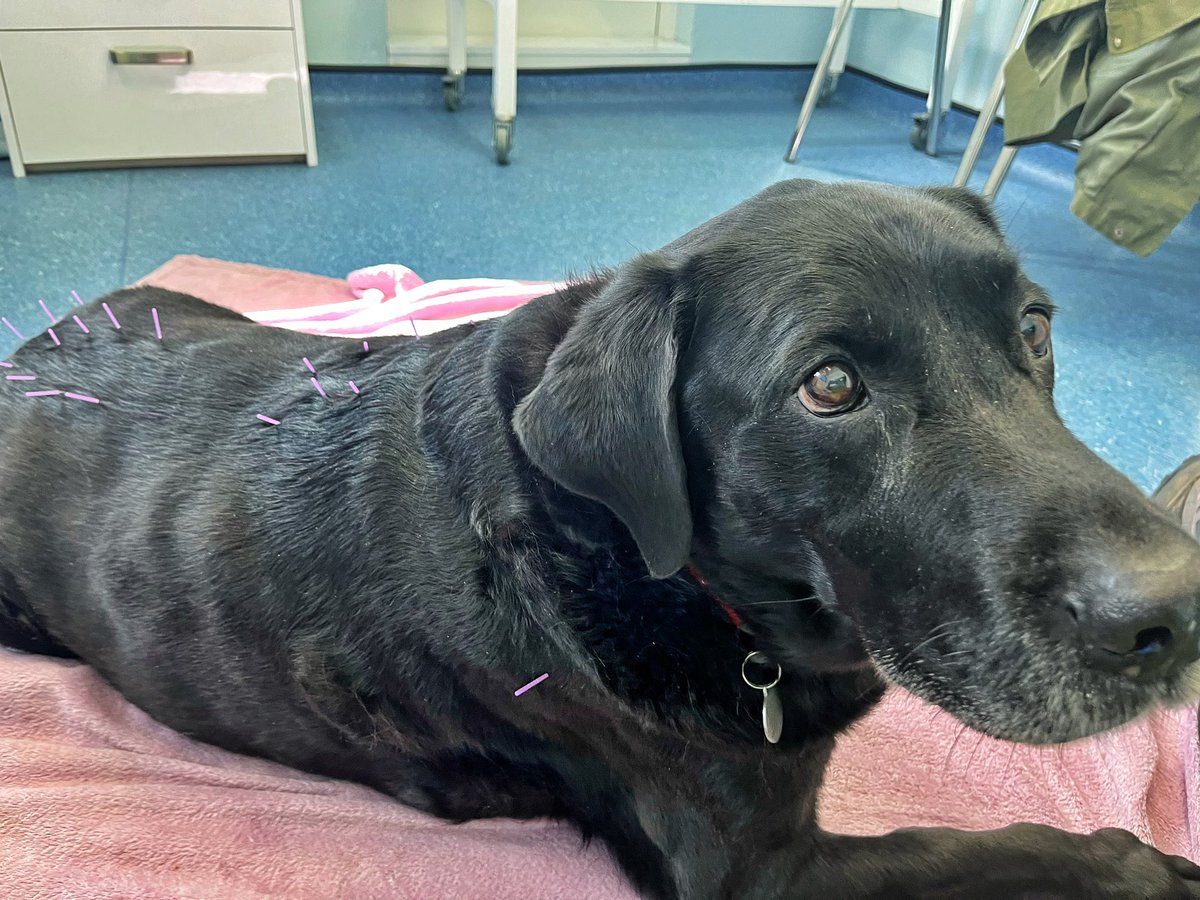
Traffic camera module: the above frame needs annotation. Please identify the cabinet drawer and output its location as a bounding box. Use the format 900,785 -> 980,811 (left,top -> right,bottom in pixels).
0,29 -> 307,165
0,1 -> 292,30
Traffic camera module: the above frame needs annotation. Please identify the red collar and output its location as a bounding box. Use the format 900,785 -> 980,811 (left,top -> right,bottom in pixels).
685,563 -> 745,628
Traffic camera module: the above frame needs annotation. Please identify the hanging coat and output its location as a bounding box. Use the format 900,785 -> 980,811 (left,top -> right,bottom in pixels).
1003,0 -> 1200,255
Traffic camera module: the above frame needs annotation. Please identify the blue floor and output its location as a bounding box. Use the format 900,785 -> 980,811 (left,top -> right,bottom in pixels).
1,68 -> 1197,491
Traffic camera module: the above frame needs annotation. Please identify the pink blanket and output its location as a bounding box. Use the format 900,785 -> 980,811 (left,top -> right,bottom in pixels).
2,257 -> 1195,898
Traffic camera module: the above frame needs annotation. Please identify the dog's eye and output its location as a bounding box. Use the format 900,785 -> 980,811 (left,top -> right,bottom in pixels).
1020,310 -> 1051,357
799,362 -> 861,415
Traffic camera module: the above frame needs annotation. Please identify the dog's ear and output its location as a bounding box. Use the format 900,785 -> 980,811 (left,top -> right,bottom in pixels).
513,254 -> 691,579
922,186 -> 1002,234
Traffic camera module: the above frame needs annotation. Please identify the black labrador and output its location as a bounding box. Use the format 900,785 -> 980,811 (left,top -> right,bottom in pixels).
2,180 -> 1199,899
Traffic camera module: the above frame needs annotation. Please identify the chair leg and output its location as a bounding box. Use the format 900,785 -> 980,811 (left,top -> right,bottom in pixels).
934,0 -> 975,117
922,0 -> 954,155
823,8 -> 855,99
442,0 -> 468,111
784,0 -> 856,162
953,0 -> 1040,186
981,144 -> 1018,200
492,0 -> 518,164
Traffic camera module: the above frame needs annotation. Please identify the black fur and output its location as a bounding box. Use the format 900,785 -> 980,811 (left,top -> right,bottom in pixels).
2,180 -> 1199,898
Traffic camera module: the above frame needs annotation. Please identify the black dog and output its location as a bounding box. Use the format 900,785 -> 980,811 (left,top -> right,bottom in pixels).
2,180 -> 1199,898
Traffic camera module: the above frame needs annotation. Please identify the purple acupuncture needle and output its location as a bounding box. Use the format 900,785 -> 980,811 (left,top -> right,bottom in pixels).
73,315 -> 90,334
256,414 -> 281,426
48,328 -> 61,347
63,392 -> 100,404
362,340 -> 370,353
514,673 -> 549,697
303,357 -> 316,374
152,308 -> 162,341
102,302 -> 121,330
0,361 -> 12,368
310,376 -> 327,399
348,380 -> 360,395
2,317 -> 24,340
5,374 -> 36,381
38,299 -> 56,322
408,318 -> 420,339
25,390 -> 61,397
70,290 -> 85,306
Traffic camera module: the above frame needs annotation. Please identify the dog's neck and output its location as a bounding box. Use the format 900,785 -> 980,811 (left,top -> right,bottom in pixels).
685,563 -> 745,629
418,284 -> 884,746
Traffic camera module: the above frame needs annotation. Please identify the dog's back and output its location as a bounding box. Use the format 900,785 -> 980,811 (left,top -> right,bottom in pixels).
0,288 -> 470,774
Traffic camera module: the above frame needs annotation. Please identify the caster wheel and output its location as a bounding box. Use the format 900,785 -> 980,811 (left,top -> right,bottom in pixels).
910,113 -> 930,151
493,119 -> 514,165
817,73 -> 840,107
442,73 -> 464,112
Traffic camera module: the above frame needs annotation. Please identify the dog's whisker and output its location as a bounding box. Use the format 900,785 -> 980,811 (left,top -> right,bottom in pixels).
895,619 -> 969,671
738,596 -> 819,607
942,719 -> 971,778
999,740 -> 1019,785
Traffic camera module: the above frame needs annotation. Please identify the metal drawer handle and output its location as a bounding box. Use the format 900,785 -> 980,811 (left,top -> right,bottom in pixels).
109,47 -> 193,66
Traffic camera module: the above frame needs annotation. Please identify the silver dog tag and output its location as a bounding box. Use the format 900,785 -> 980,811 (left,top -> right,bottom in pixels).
761,683 -> 783,744
741,651 -> 783,744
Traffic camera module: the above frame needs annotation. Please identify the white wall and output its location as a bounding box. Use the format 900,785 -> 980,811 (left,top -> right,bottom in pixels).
303,0 -> 1023,113
392,0 -> 665,41
302,0 -> 389,66
687,0 -> 1022,110
844,0 -> 1021,109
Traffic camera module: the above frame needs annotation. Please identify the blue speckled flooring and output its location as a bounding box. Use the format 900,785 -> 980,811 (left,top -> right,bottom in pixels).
1,69 -> 1197,491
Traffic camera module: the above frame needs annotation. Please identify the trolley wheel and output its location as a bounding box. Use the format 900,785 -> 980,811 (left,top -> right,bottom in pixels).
442,73 -> 464,112
910,113 -> 930,151
494,119 -> 514,166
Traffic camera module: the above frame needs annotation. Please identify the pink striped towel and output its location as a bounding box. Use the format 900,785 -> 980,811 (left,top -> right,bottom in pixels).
247,262 -> 563,337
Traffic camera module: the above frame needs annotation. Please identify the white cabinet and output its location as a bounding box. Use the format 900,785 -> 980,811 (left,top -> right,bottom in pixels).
0,0 -> 317,176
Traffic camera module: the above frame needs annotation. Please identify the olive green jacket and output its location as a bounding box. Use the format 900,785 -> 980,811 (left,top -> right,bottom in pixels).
1003,0 -> 1200,255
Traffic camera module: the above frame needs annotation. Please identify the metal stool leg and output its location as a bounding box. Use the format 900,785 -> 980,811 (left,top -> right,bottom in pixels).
442,0 -> 468,111
953,0 -> 1040,186
820,8 -> 856,103
911,0 -> 968,154
922,0 -> 954,155
938,0 -> 975,117
981,145 -> 1018,200
492,0 -> 518,164
784,0 -> 856,163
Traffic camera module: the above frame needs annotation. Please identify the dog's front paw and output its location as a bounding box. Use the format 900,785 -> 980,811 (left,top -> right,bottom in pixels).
1081,828 -> 1200,899
999,824 -> 1200,899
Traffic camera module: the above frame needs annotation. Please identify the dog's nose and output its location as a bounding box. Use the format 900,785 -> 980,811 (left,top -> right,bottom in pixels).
1068,555 -> 1200,680
1073,597 -> 1198,679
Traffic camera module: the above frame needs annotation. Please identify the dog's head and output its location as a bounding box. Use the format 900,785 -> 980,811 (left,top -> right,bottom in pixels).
513,179 -> 1200,743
